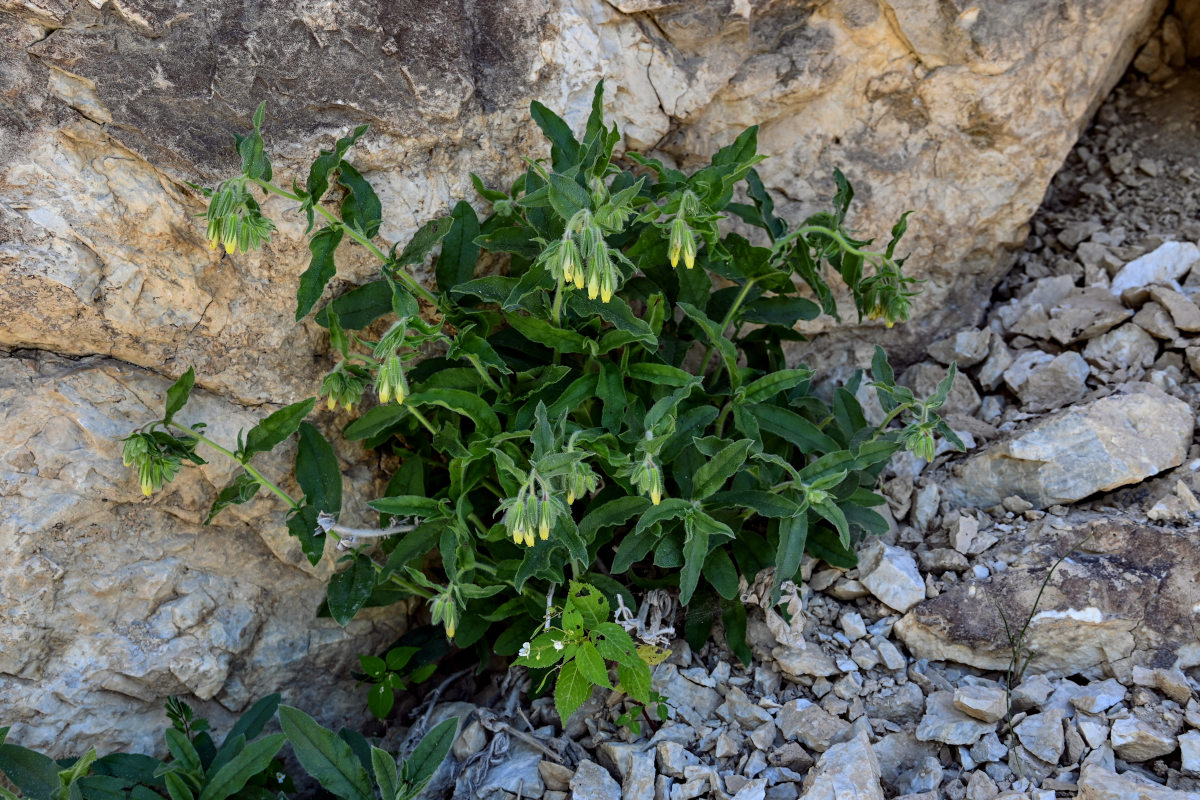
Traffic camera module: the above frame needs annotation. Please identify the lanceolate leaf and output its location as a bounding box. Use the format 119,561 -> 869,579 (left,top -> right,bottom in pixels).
295,422 -> 342,518
196,734 -> 286,800
278,706 -> 373,800
552,660 -> 593,725
690,439 -> 753,500
338,163 -> 382,239
437,201 -> 480,292
679,510 -> 709,605
242,398 -> 316,461
529,101 -> 580,171
326,552 -> 376,626
406,389 -> 501,438
296,225 -> 344,320
400,717 -> 459,791
0,740 -> 58,800
772,513 -> 808,605
163,368 -> 196,426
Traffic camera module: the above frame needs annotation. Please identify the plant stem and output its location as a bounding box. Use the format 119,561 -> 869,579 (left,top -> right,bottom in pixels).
168,421 -> 301,509
699,278 -> 756,384
407,405 -> 438,436
249,177 -> 440,307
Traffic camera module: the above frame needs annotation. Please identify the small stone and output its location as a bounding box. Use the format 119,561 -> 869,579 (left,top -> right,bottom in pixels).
969,732 -> 1008,764
916,692 -> 997,746
570,760 -> 620,800
858,541 -> 926,613
919,548 -> 970,573
772,645 -> 839,680
897,756 -> 943,794
1077,761 -> 1198,799
965,770 -> 999,800
865,681 -> 926,724
1010,675 -> 1054,711
929,329 -> 991,368
977,333 -> 1014,392
770,741 -> 814,773
1148,285 -> 1200,331
539,761 -> 575,792
949,513 -> 998,556
715,732 -> 740,759
1014,708 -> 1066,764
1077,714 -> 1109,749
1003,350 -> 1090,412
776,699 -> 852,753
954,685 -> 1008,723
902,362 -> 982,417
657,740 -> 699,778
623,750 -> 657,799
731,777 -> 767,800
750,721 -> 777,751
654,664 -> 722,723
833,672 -> 863,701
796,731 -> 884,800
840,611 -> 867,641
1133,301 -> 1181,340
1179,731 -> 1200,775
1110,715 -> 1177,762
1185,698 -> 1200,729
1070,679 -> 1127,714
1110,241 -> 1200,296
1152,667 -> 1193,705
875,638 -> 907,671
452,719 -> 488,761
850,640 -> 880,671
719,686 -> 773,729
1082,323 -> 1158,370
1001,495 -> 1033,514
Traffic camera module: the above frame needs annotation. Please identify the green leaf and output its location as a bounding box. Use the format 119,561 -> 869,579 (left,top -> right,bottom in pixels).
578,496 -> 650,543
513,630 -> 569,669
552,660 -> 593,724
632,498 -> 691,537
437,201 -> 480,292
367,685 -> 394,721
679,511 -> 709,605
406,389 -> 500,438
703,547 -> 739,600
241,398 -> 316,461
367,495 -> 443,519
196,734 -> 285,800
163,772 -> 194,800
564,294 -> 656,348
707,490 -> 799,518
566,582 -> 610,628
278,706 -> 373,800
546,173 -> 591,222
748,405 -> 840,454
400,717 -> 458,791
315,281 -> 392,330
740,369 -> 812,405
305,125 -> 369,205
573,642 -> 612,689
626,362 -> 698,388
690,439 -> 753,500
371,747 -> 398,800
205,469 -> 262,525
327,552 -> 376,626
772,512 -> 808,605
806,525 -> 857,569
0,740 -> 58,800
223,693 -> 281,749
720,597 -> 752,666
616,658 -> 652,706
529,101 -> 580,171
343,404 -> 408,441
507,313 -> 593,354
590,622 -> 638,662
393,217 -> 453,268
338,163 -> 382,239
814,501 -> 850,547
162,368 -> 196,426
296,225 -> 345,320
739,295 -> 821,326
677,302 -> 740,389
164,730 -> 202,777
295,422 -> 342,517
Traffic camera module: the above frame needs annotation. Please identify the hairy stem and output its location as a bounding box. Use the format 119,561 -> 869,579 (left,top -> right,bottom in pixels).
167,421 -> 300,510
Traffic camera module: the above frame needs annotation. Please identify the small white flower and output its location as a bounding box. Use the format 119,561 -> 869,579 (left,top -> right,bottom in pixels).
553,640 -> 565,651
518,642 -> 531,658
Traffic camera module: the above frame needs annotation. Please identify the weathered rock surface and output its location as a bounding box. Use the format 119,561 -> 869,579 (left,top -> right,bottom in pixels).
797,731 -> 883,800
942,384 -> 1192,509
0,351 -> 398,755
1078,762 -> 1195,799
894,517 -> 1200,676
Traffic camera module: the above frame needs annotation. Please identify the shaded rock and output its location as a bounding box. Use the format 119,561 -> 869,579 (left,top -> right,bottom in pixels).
570,759 -> 620,800
1045,287 -> 1133,344
732,777 -> 768,800
1110,715 -> 1177,762
1110,241 -> 1200,295
954,685 -> 1008,723
1148,285 -> 1200,331
1179,730 -> 1200,775
1133,301 -> 1182,340
1070,679 -> 1128,714
1003,351 -> 1090,412
797,730 -> 883,800
949,513 -> 998,557
916,692 -> 996,746
653,664 -> 722,723
942,384 -> 1192,510
977,333 -> 1015,392
858,541 -> 926,613
656,740 -> 699,779
895,517 -> 1200,675
865,681 -> 926,723
919,548 -> 971,573
1082,323 -> 1158,370
929,329 -> 991,368
896,756 -> 942,795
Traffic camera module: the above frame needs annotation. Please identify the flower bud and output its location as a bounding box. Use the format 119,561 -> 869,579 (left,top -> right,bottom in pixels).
668,217 -> 686,268
681,227 -> 697,269
538,496 -> 552,540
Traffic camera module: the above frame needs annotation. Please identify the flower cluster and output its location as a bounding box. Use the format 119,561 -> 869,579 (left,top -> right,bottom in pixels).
203,179 -> 274,255
320,363 -> 368,411
630,453 -> 665,506
502,471 -> 558,547
121,431 -> 202,497
371,322 -> 411,405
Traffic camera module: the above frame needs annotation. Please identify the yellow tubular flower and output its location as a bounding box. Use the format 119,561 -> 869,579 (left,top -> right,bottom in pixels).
668,217 -> 686,268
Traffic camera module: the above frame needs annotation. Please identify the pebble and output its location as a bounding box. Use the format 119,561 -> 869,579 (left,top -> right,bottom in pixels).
954,685 -> 1008,723
569,760 -> 620,800
1109,715 -> 1177,762
859,542 -> 926,613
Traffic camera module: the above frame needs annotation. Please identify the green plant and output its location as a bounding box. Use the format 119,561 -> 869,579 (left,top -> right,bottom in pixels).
0,699 -> 455,800
0,695 -> 291,800
121,82 -> 960,722
356,646 -> 438,721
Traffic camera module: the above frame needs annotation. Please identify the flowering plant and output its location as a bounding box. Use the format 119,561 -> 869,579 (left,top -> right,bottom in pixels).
122,84 -> 959,723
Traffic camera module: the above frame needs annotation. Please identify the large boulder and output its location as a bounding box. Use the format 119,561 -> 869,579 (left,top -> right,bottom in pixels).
0,0 -> 1173,752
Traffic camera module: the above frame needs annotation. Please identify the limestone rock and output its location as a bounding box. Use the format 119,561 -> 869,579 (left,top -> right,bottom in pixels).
1014,709 -> 1066,764
1078,763 -> 1194,799
942,384 -> 1192,510
1110,241 -> 1200,296
902,362 -> 981,417
0,352 -> 398,756
1110,716 -> 1177,762
1082,324 -> 1158,370
797,731 -> 883,800
928,329 -> 991,368
953,686 -> 1007,723
777,700 -> 852,753
894,518 -> 1200,676
570,760 -> 620,800
858,541 -> 926,613
915,692 -> 996,746
1003,351 -> 1090,412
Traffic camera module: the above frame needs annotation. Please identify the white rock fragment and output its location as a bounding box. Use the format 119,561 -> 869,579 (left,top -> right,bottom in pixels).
1110,241 -> 1200,296
1179,730 -> 1200,775
796,731 -> 884,800
916,692 -> 997,746
953,685 -> 1008,723
1110,715 -> 1177,762
858,542 -> 926,613
1069,679 -> 1127,714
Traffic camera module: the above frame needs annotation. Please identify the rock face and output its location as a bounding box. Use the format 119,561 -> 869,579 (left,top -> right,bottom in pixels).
894,517 -> 1200,677
942,384 -> 1193,509
0,351 -> 400,755
0,0 -> 1173,754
